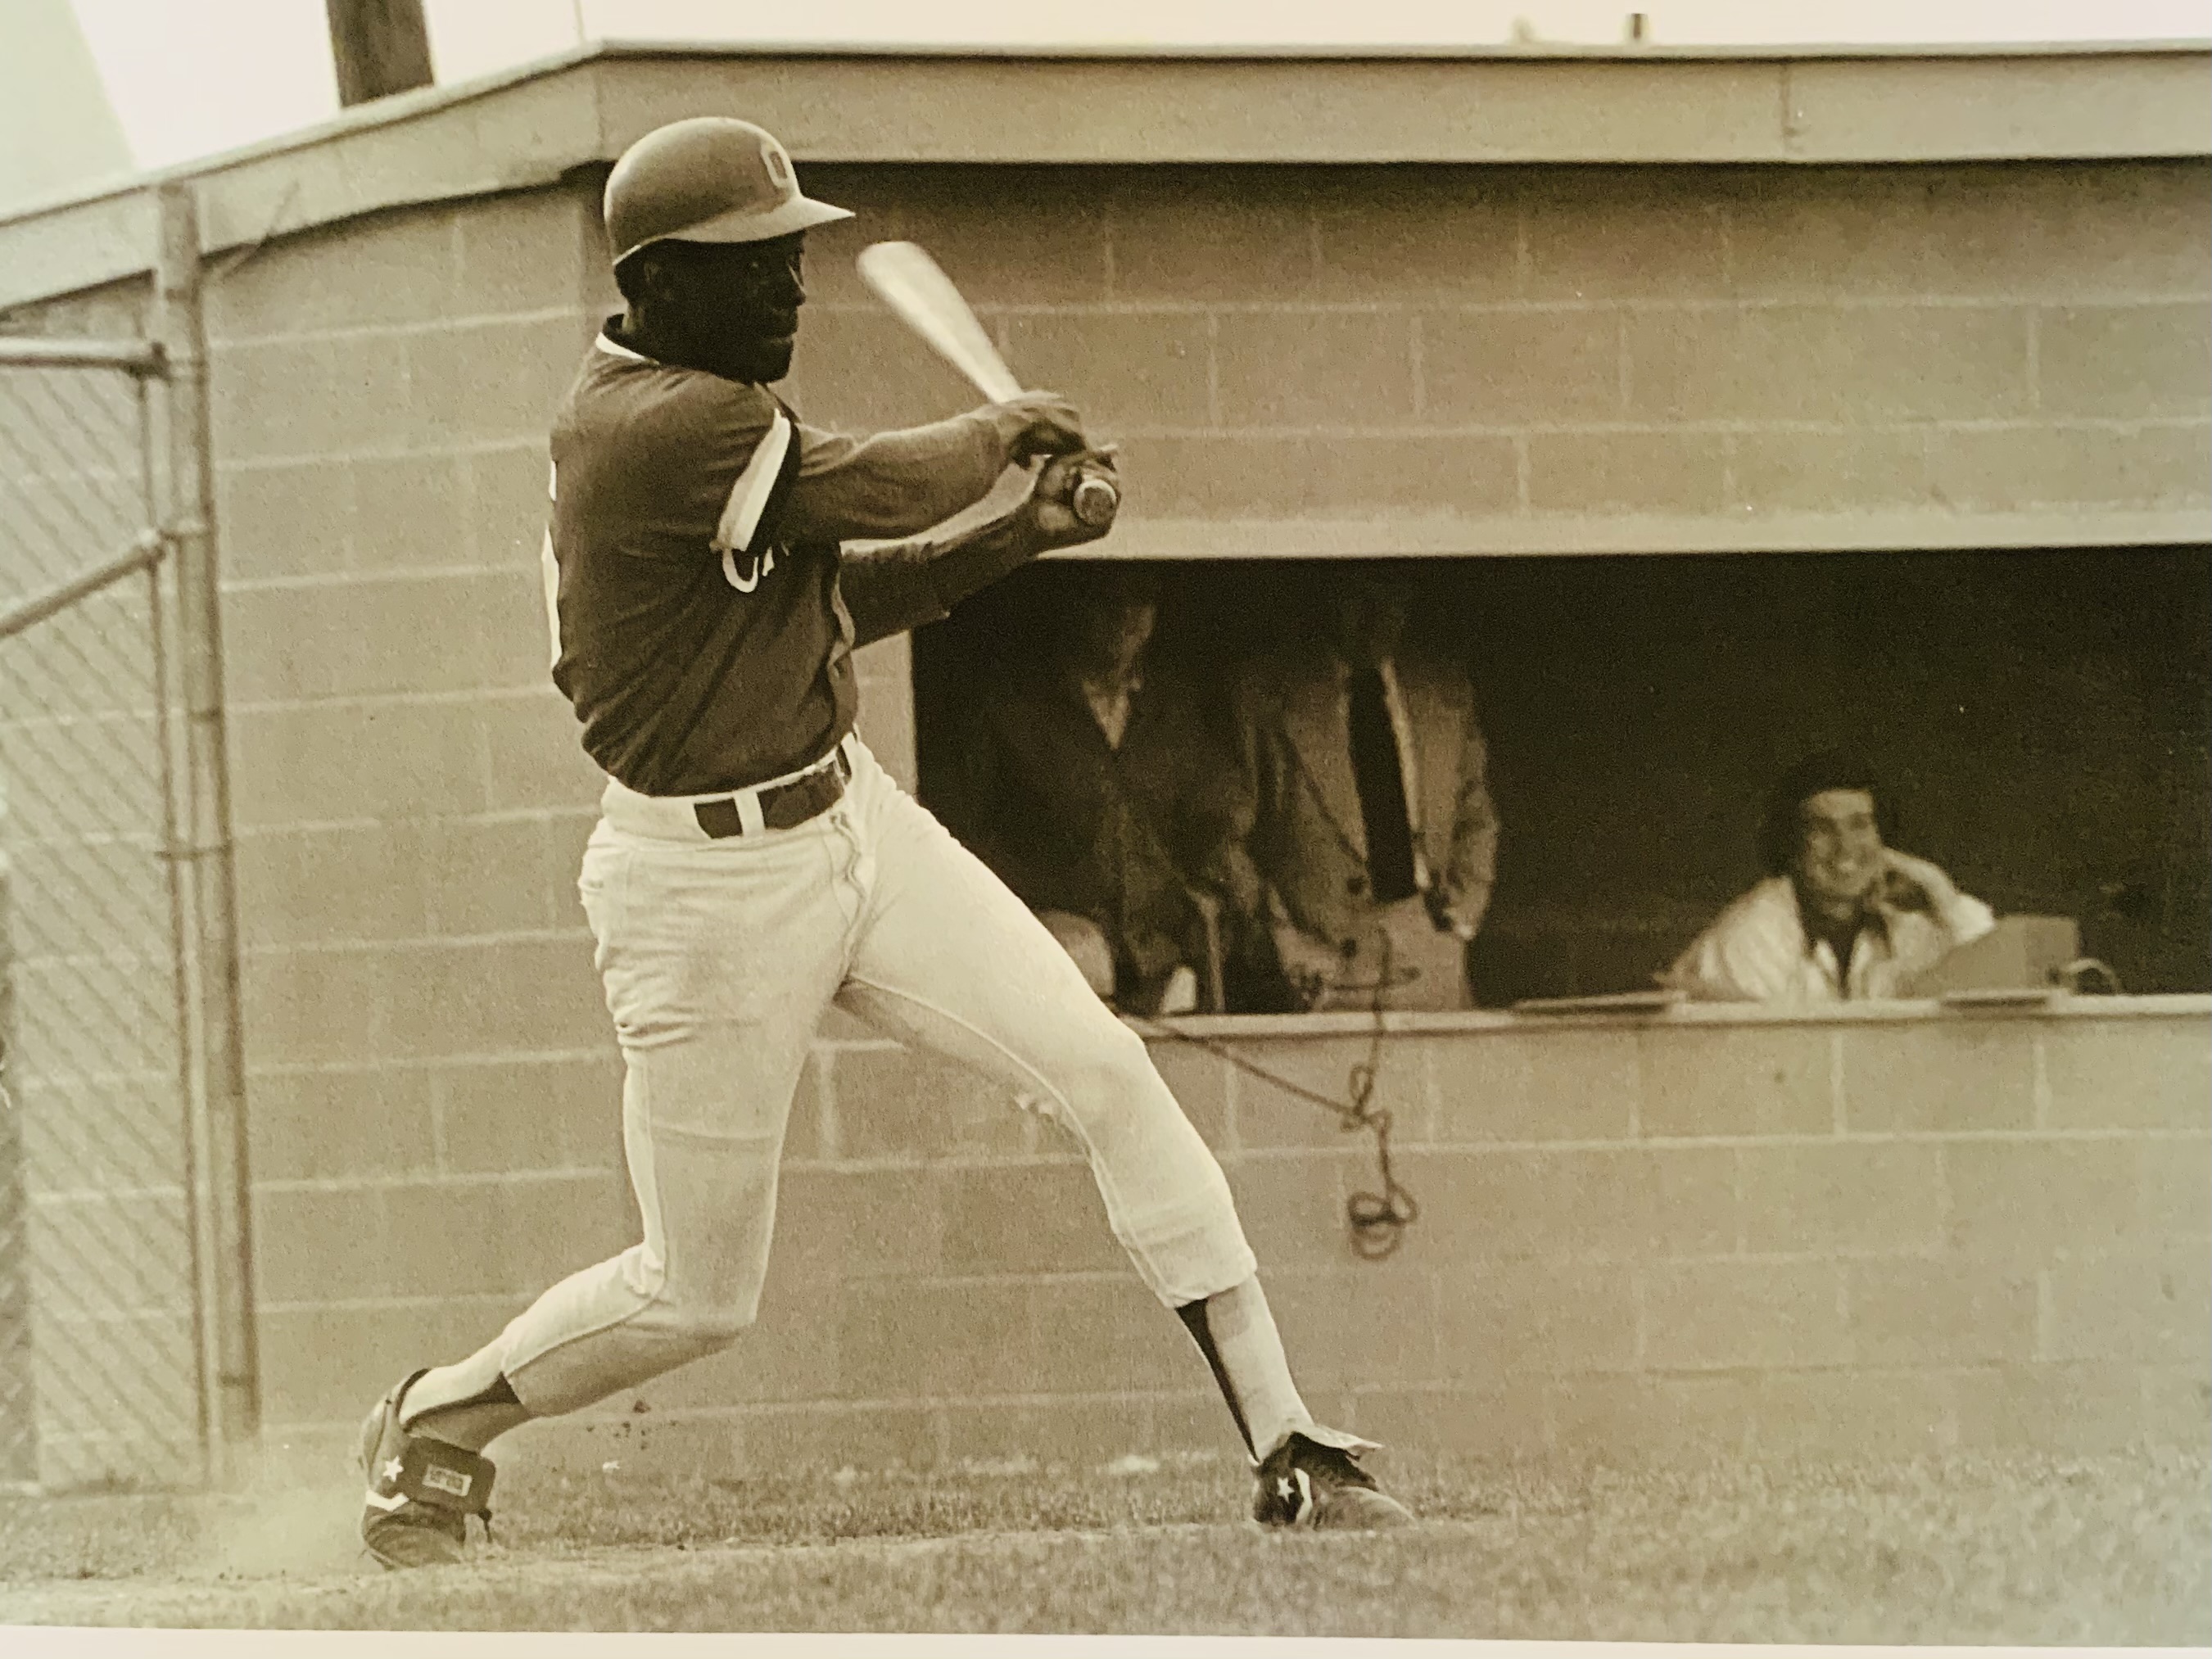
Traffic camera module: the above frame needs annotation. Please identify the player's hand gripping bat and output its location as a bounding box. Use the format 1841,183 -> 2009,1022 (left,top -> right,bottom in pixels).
856,241 -> 1120,528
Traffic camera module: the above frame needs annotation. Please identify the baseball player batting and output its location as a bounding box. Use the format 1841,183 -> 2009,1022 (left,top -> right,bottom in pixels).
356,115 -> 1414,1567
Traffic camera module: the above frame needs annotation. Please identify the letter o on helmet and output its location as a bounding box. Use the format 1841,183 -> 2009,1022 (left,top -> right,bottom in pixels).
602,116 -> 853,267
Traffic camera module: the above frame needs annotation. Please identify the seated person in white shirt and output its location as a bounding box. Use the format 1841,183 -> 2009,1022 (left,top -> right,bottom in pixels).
1662,750 -> 1995,1004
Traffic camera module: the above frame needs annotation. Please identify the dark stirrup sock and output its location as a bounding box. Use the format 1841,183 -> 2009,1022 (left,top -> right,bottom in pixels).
1175,1299 -> 1255,1456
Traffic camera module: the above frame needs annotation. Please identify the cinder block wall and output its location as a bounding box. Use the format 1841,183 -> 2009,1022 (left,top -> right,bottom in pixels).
786,160 -> 2210,528
517,1003 -> 2207,1473
160,158 -> 2212,1465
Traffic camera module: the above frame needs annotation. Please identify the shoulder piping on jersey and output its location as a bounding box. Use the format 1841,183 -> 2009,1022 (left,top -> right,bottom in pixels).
714,409 -> 793,570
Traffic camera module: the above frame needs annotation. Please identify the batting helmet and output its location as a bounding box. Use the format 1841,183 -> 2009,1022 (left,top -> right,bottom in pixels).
602,117 -> 853,267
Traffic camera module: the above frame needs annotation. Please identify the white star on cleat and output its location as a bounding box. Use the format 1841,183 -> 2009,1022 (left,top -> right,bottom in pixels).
381,1457 -> 403,1483
1278,1476 -> 1295,1501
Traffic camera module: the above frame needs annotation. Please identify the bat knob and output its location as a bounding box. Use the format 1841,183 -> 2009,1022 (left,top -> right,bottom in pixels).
1071,471 -> 1120,528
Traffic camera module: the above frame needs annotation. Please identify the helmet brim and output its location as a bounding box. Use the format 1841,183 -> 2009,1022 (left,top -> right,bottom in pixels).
614,193 -> 853,264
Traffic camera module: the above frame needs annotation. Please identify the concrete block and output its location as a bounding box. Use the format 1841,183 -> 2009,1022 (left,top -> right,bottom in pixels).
997,310 -> 1212,431
2138,1137 -> 2211,1239
1523,172 -> 1728,301
1405,1145 -> 1739,1262
1314,169 -> 1522,303
1728,427 -> 1929,511
480,691 -> 603,812
416,815 -> 562,938
210,335 -> 409,463
405,314 -> 594,449
749,1402 -> 943,1471
1926,421 -> 2212,510
462,441 -> 554,572
1725,170 -> 1930,299
453,188 -> 592,318
784,310 -> 984,432
1526,430 -> 1729,513
1214,312 -> 1416,427
599,1287 -> 829,1409
1110,171 -> 1317,300
1638,1024 -> 1832,1137
482,1172 -> 637,1289
2038,303 -> 2212,419
250,1184 -> 386,1304
230,698 -> 486,828
225,572 -> 537,705
1427,1028 -> 1640,1144
2043,1021 -> 2212,1131
217,460 -> 353,581
1436,1259 -> 1636,1378
881,165 -> 1115,304
853,671 -> 917,793
771,1166 -> 946,1286
830,1042 -> 1029,1160
246,1065 -> 437,1184
1919,160 -> 2212,301
240,943 -> 426,1068
1025,1276 -> 1213,1395
1112,430 -> 1518,516
1354,1381 -> 1546,1459
1627,304 -> 2031,423
1418,308 -> 1622,423
1547,1371 -> 1753,1462
1839,1022 -> 2038,1132
1738,1141 -> 1947,1255
1946,1137 -> 2137,1256
432,1053 -> 624,1176
258,1298 -> 513,1426
938,1160 -> 1127,1277
405,934 -> 607,1064
1233,1033 -> 1427,1150
1139,1039 -> 1232,1152
939,1397 -> 1151,1470
1746,1369 -> 1956,1459
1640,1259 -> 1850,1371
834,1278 -> 1034,1399
2140,1367 -> 2212,1448
346,450 -> 473,572
1225,1154 -> 1366,1270
1264,1267 -> 1441,1391
1847,1258 -> 2038,1366
1953,1361 -> 2143,1453
2044,1251 -> 2211,1364
206,203 -> 456,340
232,822 -> 422,948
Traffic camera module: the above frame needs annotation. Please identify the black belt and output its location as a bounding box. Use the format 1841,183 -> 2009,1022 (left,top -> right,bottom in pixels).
693,746 -> 852,839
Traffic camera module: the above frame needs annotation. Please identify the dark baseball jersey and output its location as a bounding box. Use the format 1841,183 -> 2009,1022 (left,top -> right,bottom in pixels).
543,332 -> 1006,796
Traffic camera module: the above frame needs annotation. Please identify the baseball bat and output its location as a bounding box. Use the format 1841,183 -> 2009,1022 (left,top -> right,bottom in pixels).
855,241 -> 1119,529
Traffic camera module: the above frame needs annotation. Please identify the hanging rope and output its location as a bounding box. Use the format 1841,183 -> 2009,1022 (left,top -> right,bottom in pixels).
1129,932 -> 1421,1260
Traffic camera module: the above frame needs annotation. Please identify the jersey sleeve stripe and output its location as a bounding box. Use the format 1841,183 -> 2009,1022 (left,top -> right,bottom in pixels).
714,410 -> 794,556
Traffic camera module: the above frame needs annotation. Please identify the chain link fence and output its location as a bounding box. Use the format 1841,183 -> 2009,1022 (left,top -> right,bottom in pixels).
0,330 -> 208,1488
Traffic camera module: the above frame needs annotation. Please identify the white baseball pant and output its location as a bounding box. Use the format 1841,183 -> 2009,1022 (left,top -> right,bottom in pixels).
482,736 -> 1259,1417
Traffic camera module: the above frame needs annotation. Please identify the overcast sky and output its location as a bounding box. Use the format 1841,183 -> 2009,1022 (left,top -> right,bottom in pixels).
64,0 -> 2212,170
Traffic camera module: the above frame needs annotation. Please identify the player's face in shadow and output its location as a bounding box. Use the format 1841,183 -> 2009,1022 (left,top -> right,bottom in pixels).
649,234 -> 809,384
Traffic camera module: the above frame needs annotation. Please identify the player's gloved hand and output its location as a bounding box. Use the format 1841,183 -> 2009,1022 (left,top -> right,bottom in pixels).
1020,446 -> 1120,550
1272,923 -> 1341,1010
987,391 -> 1088,463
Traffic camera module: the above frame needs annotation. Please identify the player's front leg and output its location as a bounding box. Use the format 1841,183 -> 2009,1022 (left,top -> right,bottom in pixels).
835,743 -> 1413,1528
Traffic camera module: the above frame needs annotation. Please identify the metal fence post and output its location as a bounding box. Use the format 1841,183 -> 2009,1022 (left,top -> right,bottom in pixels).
0,780 -> 29,1485
155,182 -> 260,1467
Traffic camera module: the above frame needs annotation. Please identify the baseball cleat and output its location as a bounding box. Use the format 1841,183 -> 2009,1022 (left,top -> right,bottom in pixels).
1251,1429 -> 1415,1530
357,1369 -> 497,1569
